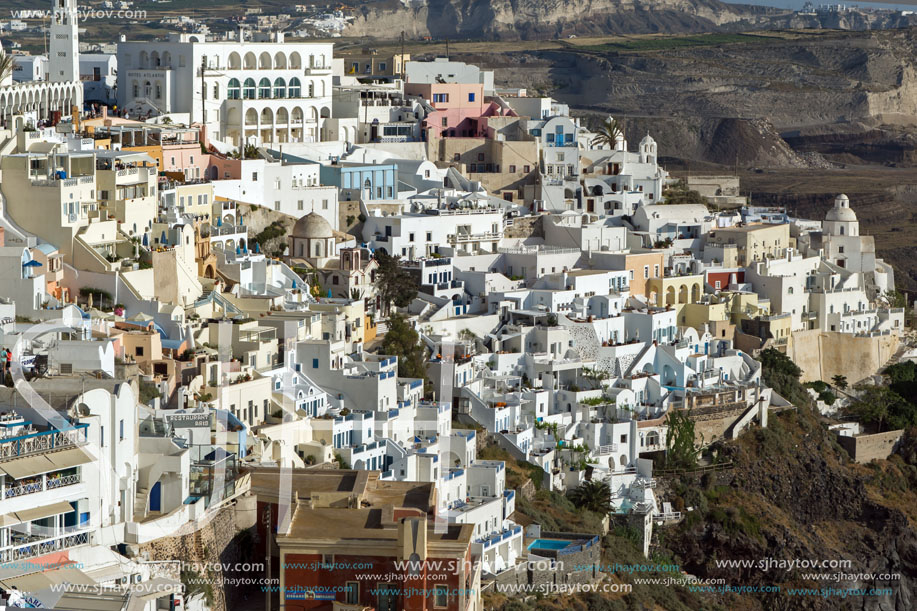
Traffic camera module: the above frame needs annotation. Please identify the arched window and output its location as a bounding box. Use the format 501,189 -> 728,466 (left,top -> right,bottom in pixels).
288,77 -> 301,98
227,78 -> 240,100
273,77 -> 286,99
308,82 -> 315,98
259,78 -> 271,99
243,78 -> 256,100
144,81 -> 152,97
213,83 -> 219,99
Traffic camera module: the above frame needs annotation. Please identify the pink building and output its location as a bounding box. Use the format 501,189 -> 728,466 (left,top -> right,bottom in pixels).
406,82 -> 487,139
161,133 -> 212,182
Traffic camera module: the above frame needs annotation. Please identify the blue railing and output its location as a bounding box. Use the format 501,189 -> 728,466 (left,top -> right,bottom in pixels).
0,423 -> 89,462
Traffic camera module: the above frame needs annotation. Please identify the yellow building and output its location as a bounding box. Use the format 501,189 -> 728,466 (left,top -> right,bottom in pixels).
646,274 -> 704,308
680,301 -> 729,333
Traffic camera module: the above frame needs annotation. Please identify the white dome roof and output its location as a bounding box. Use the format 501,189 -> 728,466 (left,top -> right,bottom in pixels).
292,212 -> 332,239
826,194 -> 857,223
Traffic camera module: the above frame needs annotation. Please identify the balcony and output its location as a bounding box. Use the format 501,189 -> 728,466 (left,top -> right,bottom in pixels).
0,528 -> 91,563
4,473 -> 79,499
0,424 -> 89,463
595,443 -> 619,455
448,231 -> 501,244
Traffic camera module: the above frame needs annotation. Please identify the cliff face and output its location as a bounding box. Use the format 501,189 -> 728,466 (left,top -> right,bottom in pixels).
665,405 -> 917,611
345,0 -> 747,40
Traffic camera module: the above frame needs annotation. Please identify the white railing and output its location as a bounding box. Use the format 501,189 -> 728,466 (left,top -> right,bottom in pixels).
596,443 -> 619,455
4,474 -> 79,499
0,529 -> 91,562
47,473 -> 81,489
4,482 -> 42,499
0,427 -> 88,462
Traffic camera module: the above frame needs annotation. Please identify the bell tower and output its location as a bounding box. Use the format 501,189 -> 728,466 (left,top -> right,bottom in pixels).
49,0 -> 79,83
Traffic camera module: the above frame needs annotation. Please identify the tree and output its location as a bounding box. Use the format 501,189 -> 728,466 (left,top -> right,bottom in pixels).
581,367 -> 608,390
0,52 -> 12,84
832,374 -> 848,391
591,116 -> 624,149
849,385 -> 906,432
380,313 -> 428,382
884,290 -> 907,309
375,250 -> 418,314
568,479 -> 612,514
759,348 -> 810,408
665,408 -> 700,470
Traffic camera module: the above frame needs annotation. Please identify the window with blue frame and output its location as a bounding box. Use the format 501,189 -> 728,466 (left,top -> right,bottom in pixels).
546,133 -> 554,144
468,92 -> 475,102
312,358 -> 319,369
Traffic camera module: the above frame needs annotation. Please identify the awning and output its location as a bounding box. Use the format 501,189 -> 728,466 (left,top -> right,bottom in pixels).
82,563 -> 126,585
46,567 -> 96,586
58,591 -> 129,611
0,513 -> 20,526
0,570 -> 55,592
128,577 -> 181,603
13,500 -> 74,523
47,447 -> 94,469
0,455 -> 57,479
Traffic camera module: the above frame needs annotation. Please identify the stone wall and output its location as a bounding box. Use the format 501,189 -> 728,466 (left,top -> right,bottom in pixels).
690,408 -> 747,445
837,430 -> 904,464
503,215 -> 544,240
339,200 -> 362,233
787,330 -> 899,384
132,495 -> 259,611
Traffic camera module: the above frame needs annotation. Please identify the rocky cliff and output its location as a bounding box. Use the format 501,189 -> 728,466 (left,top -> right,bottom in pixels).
345,0 -> 748,40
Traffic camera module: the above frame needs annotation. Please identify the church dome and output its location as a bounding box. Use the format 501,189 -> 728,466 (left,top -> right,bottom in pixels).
826,194 -> 857,223
292,212 -> 332,239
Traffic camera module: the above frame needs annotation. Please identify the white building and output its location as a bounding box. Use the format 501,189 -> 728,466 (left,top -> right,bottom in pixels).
116,32 -> 333,149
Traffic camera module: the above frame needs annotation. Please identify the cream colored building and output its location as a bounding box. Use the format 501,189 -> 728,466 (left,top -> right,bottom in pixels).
433,134 -> 539,200
94,150 -> 158,238
706,223 -> 791,267
1,150 -> 97,260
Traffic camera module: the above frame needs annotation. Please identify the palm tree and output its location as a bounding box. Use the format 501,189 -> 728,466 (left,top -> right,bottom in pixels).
0,51 -> 13,85
568,479 -> 612,514
591,116 -> 624,149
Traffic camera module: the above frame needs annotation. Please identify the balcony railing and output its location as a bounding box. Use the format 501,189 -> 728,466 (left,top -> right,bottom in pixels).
0,529 -> 91,563
4,473 -> 79,499
0,424 -> 89,463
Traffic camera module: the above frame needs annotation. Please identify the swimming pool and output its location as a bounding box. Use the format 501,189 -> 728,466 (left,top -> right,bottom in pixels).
528,539 -> 572,551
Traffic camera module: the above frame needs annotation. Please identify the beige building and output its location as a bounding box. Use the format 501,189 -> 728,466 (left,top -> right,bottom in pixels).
706,223 -> 791,266
340,50 -> 410,79
94,150 -> 158,238
432,135 -> 539,201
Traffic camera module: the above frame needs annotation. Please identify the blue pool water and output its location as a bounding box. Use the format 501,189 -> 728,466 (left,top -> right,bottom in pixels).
528,539 -> 572,550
